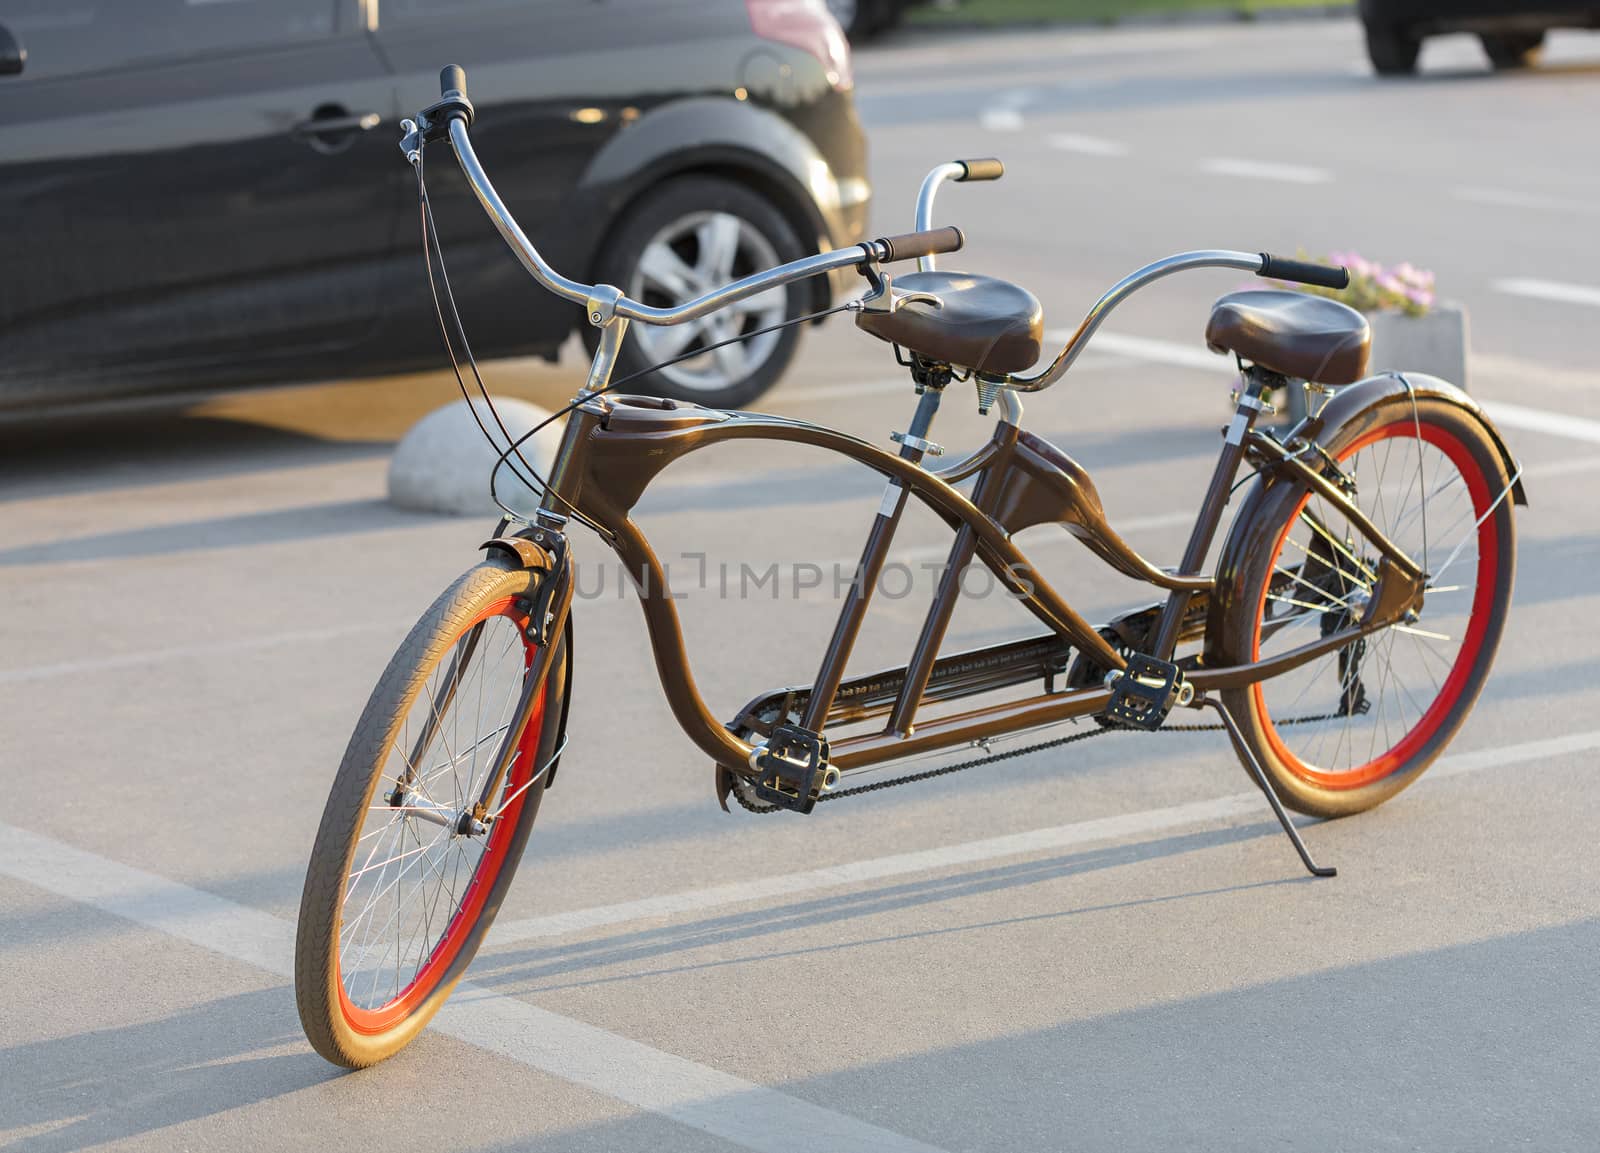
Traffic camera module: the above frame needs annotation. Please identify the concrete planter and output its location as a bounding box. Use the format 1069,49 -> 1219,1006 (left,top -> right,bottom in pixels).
1367,302 -> 1469,389
1283,301 -> 1469,424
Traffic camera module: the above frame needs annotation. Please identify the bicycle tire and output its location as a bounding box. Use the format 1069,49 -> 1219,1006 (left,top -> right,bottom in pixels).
1219,395 -> 1516,818
295,556 -> 568,1067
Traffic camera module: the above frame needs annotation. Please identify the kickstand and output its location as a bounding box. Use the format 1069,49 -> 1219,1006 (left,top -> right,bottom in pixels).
1193,696 -> 1337,879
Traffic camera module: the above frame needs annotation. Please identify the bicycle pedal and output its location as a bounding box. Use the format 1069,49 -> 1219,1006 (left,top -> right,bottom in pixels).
748,724 -> 837,814
1104,655 -> 1188,731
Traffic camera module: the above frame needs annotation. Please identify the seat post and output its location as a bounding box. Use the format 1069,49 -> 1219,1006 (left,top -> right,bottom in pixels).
900,377 -> 944,452
1149,366 -> 1271,659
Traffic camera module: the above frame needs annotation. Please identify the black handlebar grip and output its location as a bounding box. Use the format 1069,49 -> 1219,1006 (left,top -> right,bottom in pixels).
956,158 -> 1005,182
440,64 -> 467,99
875,226 -> 966,263
1258,253 -> 1350,291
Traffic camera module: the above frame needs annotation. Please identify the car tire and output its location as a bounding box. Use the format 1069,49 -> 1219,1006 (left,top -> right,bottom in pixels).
1481,31 -> 1545,70
1365,22 -> 1421,76
585,175 -> 808,410
827,0 -> 889,41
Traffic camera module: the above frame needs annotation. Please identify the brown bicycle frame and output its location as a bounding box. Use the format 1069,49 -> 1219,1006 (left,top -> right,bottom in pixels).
515,368 -> 1440,781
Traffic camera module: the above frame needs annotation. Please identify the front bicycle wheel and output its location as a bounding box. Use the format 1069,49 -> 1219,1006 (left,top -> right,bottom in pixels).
295,557 -> 568,1067
1220,396 -> 1516,819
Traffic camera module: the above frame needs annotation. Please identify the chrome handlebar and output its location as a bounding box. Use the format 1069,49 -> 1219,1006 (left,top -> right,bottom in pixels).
442,117 -> 896,329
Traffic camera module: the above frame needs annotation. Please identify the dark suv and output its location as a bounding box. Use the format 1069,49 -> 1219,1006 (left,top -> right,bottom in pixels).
1362,0 -> 1600,74
0,0 -> 869,411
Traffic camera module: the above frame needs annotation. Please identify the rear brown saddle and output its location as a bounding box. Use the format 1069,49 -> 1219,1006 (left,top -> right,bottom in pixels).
857,273 -> 1371,385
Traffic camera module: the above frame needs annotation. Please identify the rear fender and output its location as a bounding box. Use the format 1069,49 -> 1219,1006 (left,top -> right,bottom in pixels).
1305,372 -> 1526,507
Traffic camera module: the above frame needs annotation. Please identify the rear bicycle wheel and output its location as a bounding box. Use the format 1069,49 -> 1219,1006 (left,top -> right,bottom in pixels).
295,557 -> 568,1067
1221,397 -> 1516,818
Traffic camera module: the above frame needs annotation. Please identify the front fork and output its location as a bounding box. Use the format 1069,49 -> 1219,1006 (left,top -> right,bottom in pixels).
435,312 -> 621,825
468,531 -> 575,828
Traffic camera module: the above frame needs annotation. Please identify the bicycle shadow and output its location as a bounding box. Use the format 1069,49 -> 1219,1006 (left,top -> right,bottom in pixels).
0,498 -> 441,567
0,986 -> 336,1153
464,916 -> 1600,1152
470,818 -> 1309,998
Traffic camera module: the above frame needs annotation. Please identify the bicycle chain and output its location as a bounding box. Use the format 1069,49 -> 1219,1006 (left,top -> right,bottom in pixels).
729,711 -> 1343,812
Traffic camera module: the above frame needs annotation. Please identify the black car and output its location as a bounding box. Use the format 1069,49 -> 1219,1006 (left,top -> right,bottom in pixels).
826,0 -> 907,40
0,0 -> 869,412
1362,0 -> 1600,74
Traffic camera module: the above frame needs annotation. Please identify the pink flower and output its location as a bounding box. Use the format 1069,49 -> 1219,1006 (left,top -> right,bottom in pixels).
1392,262 -> 1435,288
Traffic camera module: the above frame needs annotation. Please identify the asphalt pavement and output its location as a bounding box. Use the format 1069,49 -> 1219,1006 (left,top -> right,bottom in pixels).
4,17 -> 1600,1152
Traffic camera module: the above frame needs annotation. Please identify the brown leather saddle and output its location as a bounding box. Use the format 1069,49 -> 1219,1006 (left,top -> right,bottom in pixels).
856,275 -> 1370,386
1205,290 -> 1371,384
855,270 -> 1045,376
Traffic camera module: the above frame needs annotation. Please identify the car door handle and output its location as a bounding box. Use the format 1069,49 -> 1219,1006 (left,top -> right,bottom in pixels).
294,111 -> 382,137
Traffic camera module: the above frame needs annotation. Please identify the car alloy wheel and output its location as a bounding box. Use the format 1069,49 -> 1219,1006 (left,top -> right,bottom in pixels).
626,210 -> 789,397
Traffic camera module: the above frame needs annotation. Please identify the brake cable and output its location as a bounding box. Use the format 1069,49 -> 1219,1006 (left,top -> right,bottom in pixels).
414,147 -> 860,531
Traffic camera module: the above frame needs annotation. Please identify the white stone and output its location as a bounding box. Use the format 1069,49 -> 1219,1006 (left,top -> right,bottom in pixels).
387,397 -> 564,517
1367,302 -> 1470,390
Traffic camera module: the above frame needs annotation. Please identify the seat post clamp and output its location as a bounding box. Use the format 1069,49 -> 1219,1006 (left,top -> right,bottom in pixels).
890,431 -> 944,457
1232,389 -> 1277,416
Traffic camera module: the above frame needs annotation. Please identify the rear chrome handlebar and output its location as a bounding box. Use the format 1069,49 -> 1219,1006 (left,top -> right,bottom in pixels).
914,158 -> 1005,272
1001,250 -> 1268,391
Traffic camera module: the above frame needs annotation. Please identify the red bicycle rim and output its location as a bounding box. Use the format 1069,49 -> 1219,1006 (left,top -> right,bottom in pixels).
1251,420 -> 1499,789
337,597 -> 546,1033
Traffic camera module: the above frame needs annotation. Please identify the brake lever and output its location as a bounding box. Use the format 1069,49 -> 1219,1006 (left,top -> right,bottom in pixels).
399,117 -> 424,166
399,92 -> 474,165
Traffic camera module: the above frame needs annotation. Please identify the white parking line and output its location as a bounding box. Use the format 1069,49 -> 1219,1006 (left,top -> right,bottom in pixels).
1057,330 -> 1227,372
1056,328 -> 1600,450
487,728 -> 1600,944
0,622 -> 408,686
1480,400 -> 1600,446
1047,133 -> 1130,158
4,729 -> 1596,1148
1495,278 -> 1600,309
979,89 -> 1031,132
1198,158 -> 1332,185
979,107 -> 1025,132
1453,187 -> 1600,217
0,823 -> 948,1153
